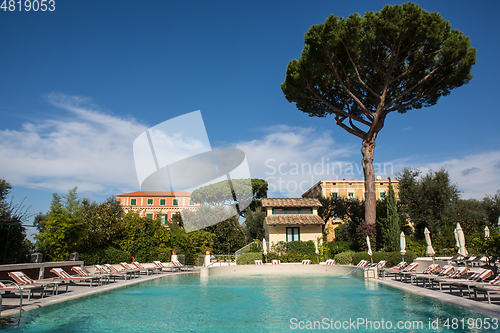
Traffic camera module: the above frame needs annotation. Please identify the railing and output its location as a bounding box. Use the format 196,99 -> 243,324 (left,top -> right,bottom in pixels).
0,279 -> 23,316
235,241 -> 262,261
198,254 -> 236,267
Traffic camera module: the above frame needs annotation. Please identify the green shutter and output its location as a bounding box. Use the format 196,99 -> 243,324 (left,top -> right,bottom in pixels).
160,199 -> 166,205
173,199 -> 178,205
130,199 -> 136,205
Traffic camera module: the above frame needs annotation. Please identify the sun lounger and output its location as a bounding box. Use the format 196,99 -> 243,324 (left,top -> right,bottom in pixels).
72,266 -> 111,284
104,264 -> 138,279
473,276 -> 500,305
302,260 -> 311,265
428,267 -> 469,290
8,271 -> 68,295
413,265 -> 454,287
325,259 -> 336,265
131,262 -> 158,275
254,260 -> 263,265
395,262 -> 419,282
0,281 -> 45,301
171,260 -> 194,271
120,262 -> 143,276
50,268 -> 101,287
380,261 -> 407,278
408,264 -> 440,285
356,260 -> 369,267
448,269 -> 494,297
272,260 -> 280,265
153,261 -> 180,272
95,264 -> 128,280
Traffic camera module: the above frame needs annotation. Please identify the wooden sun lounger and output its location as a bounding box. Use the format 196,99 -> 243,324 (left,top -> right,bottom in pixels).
50,268 -> 101,287
104,264 -> 138,279
8,271 -> 69,296
427,267 -> 469,290
120,263 -> 143,276
95,264 -> 128,280
474,285 -> 500,304
394,262 -> 419,282
381,261 -> 407,278
72,266 -> 112,284
172,260 -> 194,271
412,265 -> 454,287
132,262 -> 159,275
153,261 -> 180,272
0,281 -> 45,301
448,269 -> 494,297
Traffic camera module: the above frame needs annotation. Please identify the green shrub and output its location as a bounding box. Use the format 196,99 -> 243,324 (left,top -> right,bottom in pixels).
324,241 -> 352,258
248,241 -> 263,253
266,240 -> 318,263
236,252 -> 262,265
80,247 -> 130,266
333,251 -> 356,264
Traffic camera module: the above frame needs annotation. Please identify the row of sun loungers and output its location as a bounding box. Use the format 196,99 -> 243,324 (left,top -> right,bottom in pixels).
382,260 -> 500,305
0,260 -> 194,304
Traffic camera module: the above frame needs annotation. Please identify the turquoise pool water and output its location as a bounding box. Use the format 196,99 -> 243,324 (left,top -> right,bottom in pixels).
1,274 -> 499,332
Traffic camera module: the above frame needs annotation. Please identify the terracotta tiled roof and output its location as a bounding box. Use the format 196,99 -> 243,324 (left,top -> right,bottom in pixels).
265,214 -> 325,226
116,191 -> 191,197
261,198 -> 321,208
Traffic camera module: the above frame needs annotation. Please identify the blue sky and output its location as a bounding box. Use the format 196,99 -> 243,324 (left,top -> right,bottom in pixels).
1,0 -> 499,229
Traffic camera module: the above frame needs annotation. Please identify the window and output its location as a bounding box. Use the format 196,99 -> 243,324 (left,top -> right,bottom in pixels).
161,214 -> 168,224
189,199 -> 195,205
348,192 -> 354,197
348,183 -> 352,186
130,199 -> 136,206
160,199 -> 166,205
286,227 -> 300,242
273,208 -> 285,214
332,193 -> 338,198
146,213 -> 153,219
299,208 -> 312,214
147,199 -> 153,205
173,199 -> 179,206
380,192 -> 386,198
286,208 -> 299,214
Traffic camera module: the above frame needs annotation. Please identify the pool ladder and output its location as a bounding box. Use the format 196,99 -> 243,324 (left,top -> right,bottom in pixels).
0,279 -> 23,316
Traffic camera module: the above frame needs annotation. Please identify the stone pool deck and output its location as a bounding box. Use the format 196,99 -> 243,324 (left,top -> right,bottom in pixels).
0,269 -> 199,318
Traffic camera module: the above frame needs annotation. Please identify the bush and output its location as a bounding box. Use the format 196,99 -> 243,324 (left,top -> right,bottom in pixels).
324,241 -> 352,258
80,247 -> 131,265
237,252 -> 262,265
333,251 -> 356,264
267,241 -> 318,263
334,251 -> 417,267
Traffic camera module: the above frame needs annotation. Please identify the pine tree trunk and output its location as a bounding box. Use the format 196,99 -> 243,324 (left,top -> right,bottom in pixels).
361,140 -> 376,225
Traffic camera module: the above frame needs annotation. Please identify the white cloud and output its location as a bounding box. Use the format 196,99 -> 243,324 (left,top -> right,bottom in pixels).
235,126 -> 361,197
416,152 -> 500,200
3,95 -> 498,202
235,126 -> 500,200
0,93 -> 146,194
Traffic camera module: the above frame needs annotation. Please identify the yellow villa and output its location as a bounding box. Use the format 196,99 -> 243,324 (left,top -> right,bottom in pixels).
262,198 -> 324,251
301,179 -> 399,241
302,179 -> 399,201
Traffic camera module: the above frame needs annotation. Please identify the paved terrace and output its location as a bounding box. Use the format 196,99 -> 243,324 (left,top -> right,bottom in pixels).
1,265 -> 199,318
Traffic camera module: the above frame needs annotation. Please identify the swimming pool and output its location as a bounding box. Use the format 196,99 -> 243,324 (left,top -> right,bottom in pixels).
1,274 -> 498,332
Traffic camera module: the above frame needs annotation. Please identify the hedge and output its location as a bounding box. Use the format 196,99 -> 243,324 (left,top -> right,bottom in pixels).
236,252 -> 263,265
334,251 -> 417,267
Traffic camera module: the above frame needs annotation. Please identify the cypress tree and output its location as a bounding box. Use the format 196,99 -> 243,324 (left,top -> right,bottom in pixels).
387,178 -> 400,251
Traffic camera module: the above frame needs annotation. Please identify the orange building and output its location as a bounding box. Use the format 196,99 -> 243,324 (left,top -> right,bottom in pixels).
116,191 -> 198,224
